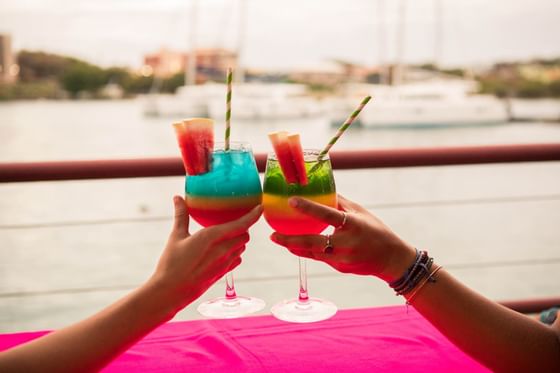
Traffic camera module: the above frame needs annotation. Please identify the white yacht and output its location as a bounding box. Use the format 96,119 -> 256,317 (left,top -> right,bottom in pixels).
208,83 -> 323,121
328,79 -> 509,128
144,83 -> 225,118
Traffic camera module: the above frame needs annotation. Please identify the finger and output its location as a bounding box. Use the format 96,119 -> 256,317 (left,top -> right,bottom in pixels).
226,257 -> 242,272
215,233 -> 250,256
289,197 -> 346,227
270,232 -> 325,253
212,205 -> 263,240
172,195 -> 190,238
337,194 -> 367,214
272,233 -> 340,266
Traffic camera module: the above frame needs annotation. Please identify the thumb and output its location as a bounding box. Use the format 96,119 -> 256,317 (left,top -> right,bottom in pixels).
172,195 -> 190,238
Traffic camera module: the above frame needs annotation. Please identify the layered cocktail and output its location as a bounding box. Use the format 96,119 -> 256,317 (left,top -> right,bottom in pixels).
263,132 -> 338,323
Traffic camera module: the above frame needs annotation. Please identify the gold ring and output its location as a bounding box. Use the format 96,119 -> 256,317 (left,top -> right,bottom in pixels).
335,212 -> 347,229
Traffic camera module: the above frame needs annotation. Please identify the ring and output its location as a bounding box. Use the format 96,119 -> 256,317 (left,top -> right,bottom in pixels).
335,212 -> 347,229
323,234 -> 334,254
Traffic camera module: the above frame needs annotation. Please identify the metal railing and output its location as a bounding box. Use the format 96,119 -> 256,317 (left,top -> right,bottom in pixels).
1,142 -> 560,313
2,143 -> 560,183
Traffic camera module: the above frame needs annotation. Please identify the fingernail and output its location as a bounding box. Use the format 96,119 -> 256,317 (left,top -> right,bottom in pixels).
288,197 -> 299,208
173,196 -> 180,204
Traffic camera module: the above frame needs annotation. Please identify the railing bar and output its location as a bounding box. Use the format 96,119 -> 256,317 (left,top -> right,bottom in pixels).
1,143 -> 560,183
1,257 -> 559,298
0,216 -> 172,230
363,194 -> 560,210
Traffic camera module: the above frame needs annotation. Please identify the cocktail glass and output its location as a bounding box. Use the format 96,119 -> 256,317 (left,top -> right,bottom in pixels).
187,141 -> 265,318
263,149 -> 337,323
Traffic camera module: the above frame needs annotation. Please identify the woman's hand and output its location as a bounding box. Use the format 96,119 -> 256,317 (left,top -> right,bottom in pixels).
270,195 -> 416,282
149,196 -> 262,312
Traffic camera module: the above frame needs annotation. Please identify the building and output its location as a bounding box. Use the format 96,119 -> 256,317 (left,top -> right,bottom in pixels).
143,48 -> 237,82
0,34 -> 18,84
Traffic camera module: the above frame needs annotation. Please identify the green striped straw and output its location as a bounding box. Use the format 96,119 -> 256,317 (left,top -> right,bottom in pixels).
312,95 -> 372,169
225,68 -> 233,151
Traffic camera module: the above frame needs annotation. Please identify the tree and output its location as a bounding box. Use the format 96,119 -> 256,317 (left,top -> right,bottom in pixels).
61,62 -> 106,97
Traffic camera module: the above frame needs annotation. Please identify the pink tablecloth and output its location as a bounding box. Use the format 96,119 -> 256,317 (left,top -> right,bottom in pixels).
0,305 -> 489,372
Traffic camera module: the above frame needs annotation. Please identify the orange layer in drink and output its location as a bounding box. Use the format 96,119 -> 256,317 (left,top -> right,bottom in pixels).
262,193 -> 337,235
186,194 -> 262,227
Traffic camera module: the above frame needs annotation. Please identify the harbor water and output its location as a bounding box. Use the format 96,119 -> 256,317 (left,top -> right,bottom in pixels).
1,98 -> 560,332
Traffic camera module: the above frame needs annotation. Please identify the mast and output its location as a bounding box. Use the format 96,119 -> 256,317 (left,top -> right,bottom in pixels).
186,0 -> 198,86
394,0 -> 407,85
236,0 -> 247,83
434,0 -> 443,67
377,0 -> 386,84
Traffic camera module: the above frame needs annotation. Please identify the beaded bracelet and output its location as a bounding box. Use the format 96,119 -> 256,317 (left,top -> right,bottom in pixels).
391,250 -> 428,293
390,249 -> 434,296
388,248 -> 420,289
405,265 -> 443,305
396,257 -> 433,295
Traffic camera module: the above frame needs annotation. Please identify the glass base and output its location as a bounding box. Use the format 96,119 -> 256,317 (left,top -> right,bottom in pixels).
197,296 -> 266,319
271,297 -> 337,323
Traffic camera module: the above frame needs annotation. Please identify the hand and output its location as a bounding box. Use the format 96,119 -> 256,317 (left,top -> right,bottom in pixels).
149,196 -> 262,312
270,195 -> 416,282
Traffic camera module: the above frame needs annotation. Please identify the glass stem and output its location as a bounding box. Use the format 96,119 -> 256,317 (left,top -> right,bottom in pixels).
298,258 -> 309,303
225,271 -> 237,300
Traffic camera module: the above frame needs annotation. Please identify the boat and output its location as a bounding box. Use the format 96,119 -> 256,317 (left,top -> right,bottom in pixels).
328,79 -> 509,128
144,0 -> 323,121
208,83 -> 323,121
144,83 -> 225,118
329,0 -> 506,129
509,99 -> 560,122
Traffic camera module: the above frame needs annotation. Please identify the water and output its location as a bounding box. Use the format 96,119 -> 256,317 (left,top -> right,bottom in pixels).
1,98 -> 560,332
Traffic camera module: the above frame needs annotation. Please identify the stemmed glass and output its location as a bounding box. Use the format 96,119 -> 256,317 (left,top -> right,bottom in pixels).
263,149 -> 337,322
186,141 -> 265,318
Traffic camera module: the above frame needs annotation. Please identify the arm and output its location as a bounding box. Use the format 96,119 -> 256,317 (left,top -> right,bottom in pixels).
406,268 -> 560,373
0,196 -> 262,373
271,195 -> 560,373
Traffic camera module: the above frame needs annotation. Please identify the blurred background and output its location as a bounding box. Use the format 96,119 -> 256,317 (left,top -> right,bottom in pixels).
1,0 -> 559,332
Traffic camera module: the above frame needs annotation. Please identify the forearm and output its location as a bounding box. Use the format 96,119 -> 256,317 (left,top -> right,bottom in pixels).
405,267 -> 560,372
0,279 -> 183,372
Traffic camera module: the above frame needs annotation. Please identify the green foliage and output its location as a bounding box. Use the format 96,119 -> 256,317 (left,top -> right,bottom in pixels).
478,73 -> 560,99
161,72 -> 185,93
418,63 -> 438,71
549,80 -> 560,97
0,81 -> 61,100
126,75 -> 154,94
17,51 -> 72,82
478,77 -> 511,98
61,62 -> 107,97
441,68 -> 465,78
516,80 -> 549,98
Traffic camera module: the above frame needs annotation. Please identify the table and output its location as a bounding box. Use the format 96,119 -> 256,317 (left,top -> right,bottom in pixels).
0,305 -> 489,372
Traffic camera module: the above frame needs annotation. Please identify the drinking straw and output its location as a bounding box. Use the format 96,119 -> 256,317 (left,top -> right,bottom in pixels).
313,95 -> 372,167
225,67 -> 233,151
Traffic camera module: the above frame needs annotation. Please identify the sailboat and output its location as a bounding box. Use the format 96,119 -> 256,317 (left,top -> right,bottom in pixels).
327,0 -> 508,128
143,0 -> 226,118
144,0 -> 323,121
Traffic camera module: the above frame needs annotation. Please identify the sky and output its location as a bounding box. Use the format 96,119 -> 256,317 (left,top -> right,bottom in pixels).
1,0 -> 559,70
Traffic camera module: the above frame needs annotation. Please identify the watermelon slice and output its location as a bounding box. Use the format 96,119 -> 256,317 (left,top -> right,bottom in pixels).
173,118 -> 214,175
287,133 -> 308,185
268,131 -> 298,184
268,131 -> 308,185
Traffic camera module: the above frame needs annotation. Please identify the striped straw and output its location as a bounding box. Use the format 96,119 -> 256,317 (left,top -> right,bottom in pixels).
225,68 -> 233,150
315,95 -> 372,163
